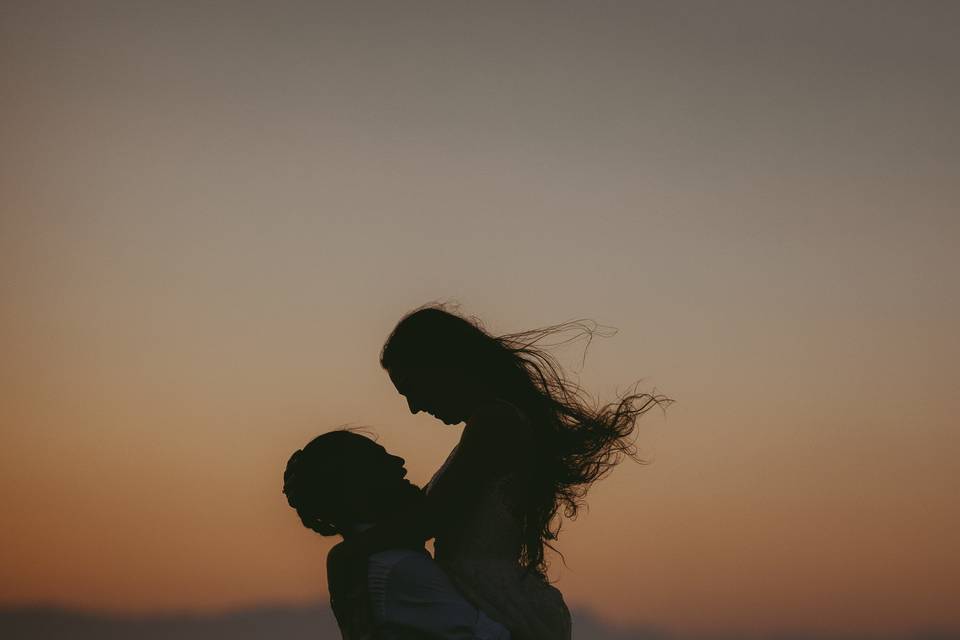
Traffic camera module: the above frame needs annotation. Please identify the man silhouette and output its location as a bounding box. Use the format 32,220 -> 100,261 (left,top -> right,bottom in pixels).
283,430 -> 509,640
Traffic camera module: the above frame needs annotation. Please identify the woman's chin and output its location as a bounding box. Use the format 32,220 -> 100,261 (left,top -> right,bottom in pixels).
429,411 -> 461,425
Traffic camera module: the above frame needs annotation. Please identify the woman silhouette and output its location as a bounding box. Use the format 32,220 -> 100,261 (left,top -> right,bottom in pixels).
362,304 -> 669,640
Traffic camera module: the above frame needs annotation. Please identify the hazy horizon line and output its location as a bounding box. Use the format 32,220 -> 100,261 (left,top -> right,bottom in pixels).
1,602 -> 955,640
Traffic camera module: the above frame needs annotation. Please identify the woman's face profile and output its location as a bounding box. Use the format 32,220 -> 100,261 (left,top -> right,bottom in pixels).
388,366 -> 478,425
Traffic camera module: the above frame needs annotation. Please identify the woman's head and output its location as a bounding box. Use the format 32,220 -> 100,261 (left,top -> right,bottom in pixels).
282,430 -> 415,536
380,306 -> 529,424
381,304 -> 672,574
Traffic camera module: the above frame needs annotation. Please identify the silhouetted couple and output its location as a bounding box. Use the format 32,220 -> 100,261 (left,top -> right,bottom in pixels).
283,305 -> 668,639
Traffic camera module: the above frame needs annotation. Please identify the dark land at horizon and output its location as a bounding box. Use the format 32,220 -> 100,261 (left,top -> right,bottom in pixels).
1,604 -> 955,640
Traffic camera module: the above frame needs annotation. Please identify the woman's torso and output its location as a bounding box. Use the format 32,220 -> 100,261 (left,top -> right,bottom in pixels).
425,406 -> 572,640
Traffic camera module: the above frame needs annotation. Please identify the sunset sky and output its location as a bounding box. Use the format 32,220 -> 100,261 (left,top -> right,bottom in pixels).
1,1 -> 958,637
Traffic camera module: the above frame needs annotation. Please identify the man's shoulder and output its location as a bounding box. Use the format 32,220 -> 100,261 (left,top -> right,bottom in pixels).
326,541 -> 356,576
326,542 -> 378,640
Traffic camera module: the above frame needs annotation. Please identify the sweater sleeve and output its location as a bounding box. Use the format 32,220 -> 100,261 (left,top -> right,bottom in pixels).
367,549 -> 511,640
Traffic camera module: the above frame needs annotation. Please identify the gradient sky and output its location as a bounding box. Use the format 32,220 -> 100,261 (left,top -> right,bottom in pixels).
1,1 -> 958,637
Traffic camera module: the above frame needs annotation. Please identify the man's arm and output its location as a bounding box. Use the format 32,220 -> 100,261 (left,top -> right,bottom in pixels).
327,542 -> 378,640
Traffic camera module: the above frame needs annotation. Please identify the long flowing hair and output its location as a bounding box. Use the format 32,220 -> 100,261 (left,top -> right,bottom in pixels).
380,304 -> 671,575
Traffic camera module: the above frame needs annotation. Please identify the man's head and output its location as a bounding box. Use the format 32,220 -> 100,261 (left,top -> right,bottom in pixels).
282,430 -> 419,537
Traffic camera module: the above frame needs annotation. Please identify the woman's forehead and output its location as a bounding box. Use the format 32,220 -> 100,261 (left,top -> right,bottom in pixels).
389,365 -> 437,388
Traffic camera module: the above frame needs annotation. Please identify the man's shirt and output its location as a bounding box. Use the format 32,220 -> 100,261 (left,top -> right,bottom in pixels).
366,548 -> 510,640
